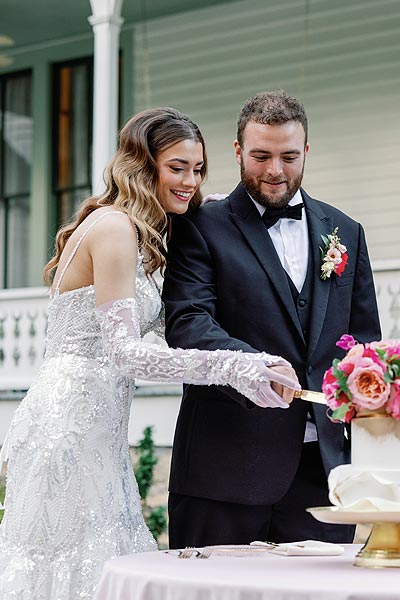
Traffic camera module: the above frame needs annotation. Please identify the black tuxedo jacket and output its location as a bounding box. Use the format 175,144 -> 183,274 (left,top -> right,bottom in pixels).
162,183 -> 381,505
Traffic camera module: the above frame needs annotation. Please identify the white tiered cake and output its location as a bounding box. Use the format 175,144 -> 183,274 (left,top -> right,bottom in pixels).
328,412 -> 400,511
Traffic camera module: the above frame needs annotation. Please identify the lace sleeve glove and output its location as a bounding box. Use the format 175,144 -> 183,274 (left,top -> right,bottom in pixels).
96,298 -> 300,409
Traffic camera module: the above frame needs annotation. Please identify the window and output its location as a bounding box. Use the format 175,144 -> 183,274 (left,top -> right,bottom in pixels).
0,71 -> 32,288
52,58 -> 93,227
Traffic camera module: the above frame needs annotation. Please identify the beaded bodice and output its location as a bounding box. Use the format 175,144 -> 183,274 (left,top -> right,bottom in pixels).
45,254 -> 162,362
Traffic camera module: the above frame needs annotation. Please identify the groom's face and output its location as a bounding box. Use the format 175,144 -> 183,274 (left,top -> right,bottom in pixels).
234,121 -> 309,209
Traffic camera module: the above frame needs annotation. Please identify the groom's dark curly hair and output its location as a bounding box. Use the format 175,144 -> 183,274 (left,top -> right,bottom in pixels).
237,90 -> 308,146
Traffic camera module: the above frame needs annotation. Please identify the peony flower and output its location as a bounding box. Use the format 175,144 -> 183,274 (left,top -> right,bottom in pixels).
347,360 -> 390,410
387,379 -> 400,420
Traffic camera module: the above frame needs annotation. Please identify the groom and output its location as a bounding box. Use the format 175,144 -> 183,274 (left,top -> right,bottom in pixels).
162,90 -> 381,548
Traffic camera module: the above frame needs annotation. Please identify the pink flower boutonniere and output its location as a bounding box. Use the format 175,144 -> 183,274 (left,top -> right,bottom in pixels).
320,227 -> 348,280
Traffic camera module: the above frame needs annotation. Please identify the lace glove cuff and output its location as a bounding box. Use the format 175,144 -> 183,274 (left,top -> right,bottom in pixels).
96,298 -> 297,408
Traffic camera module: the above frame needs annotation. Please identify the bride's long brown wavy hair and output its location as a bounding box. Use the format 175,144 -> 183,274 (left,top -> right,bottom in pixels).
43,107 -> 207,284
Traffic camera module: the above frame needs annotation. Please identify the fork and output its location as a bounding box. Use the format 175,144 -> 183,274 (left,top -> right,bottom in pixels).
177,546 -> 196,558
196,548 -> 212,559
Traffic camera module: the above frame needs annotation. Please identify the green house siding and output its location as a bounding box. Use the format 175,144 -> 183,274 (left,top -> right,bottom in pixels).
132,0 -> 400,262
1,0 -> 399,289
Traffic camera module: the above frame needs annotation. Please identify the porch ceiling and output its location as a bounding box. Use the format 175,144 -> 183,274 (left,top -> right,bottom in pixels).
2,0 -> 237,49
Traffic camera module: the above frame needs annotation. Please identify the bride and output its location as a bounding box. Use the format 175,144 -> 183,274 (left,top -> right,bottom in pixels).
0,107 -> 299,599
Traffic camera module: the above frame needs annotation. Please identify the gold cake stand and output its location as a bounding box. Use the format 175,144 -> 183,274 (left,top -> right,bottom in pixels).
307,506 -> 400,568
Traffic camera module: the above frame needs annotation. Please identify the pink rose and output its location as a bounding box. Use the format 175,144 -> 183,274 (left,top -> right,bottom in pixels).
369,340 -> 400,357
387,342 -> 400,358
322,367 -> 339,401
387,380 -> 400,420
337,344 -> 365,375
363,346 -> 386,368
347,344 -> 365,358
347,359 -> 390,410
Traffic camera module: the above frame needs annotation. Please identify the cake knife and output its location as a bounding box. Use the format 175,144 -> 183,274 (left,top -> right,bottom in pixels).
293,389 -> 327,405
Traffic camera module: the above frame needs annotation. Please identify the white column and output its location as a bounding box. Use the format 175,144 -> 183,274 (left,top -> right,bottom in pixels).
88,0 -> 124,195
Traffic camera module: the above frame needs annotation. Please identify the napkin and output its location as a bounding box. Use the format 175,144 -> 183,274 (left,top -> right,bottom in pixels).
250,540 -> 344,556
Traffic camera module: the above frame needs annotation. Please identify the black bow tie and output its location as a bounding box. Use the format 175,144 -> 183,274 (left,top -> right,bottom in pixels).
262,203 -> 304,229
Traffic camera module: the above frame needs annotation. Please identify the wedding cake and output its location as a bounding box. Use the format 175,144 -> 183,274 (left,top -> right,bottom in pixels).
328,412 -> 400,511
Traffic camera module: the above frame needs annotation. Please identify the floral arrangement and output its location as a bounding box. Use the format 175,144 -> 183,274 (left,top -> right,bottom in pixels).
320,227 -> 348,280
322,335 -> 400,422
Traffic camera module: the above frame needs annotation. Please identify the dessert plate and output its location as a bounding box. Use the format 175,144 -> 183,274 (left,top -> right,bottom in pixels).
307,506 -> 400,524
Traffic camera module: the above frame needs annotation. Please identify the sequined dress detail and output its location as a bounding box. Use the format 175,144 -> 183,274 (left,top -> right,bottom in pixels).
0,213 -> 160,599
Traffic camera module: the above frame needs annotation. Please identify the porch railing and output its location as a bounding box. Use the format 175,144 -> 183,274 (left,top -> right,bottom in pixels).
0,267 -> 399,392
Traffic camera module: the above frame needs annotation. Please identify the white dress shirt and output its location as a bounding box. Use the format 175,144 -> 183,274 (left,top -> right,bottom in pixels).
250,190 -> 317,442
251,189 -> 308,292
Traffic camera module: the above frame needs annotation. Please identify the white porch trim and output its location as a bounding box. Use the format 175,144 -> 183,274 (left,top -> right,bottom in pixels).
88,0 -> 124,195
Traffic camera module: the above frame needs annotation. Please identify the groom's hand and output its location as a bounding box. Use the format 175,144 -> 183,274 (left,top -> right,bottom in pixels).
267,365 -> 300,404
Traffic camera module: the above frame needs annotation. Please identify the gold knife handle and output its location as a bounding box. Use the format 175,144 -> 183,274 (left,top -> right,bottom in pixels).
293,389 -> 327,404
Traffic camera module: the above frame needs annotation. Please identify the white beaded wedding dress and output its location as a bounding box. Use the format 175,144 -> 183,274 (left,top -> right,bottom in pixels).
0,212 -> 285,599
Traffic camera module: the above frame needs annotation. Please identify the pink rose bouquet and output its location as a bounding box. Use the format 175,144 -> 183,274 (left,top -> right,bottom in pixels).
322,335 -> 400,422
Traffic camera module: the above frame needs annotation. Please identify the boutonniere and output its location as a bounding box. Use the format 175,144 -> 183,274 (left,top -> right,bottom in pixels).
320,227 -> 348,280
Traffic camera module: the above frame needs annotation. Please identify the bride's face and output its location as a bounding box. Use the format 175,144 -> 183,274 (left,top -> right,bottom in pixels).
156,139 -> 204,214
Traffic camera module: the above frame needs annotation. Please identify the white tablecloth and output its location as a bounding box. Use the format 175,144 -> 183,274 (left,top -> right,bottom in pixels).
94,545 -> 400,600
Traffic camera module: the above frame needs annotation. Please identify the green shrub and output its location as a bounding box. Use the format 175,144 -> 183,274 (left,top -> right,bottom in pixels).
0,484 -> 5,524
133,426 -> 167,543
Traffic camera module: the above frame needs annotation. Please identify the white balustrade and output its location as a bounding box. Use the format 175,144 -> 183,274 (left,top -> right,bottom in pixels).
374,267 -> 400,339
0,267 -> 399,445
0,287 -> 48,390
0,270 -> 399,392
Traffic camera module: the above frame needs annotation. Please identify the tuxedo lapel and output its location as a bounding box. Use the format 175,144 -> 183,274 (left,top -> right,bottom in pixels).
228,184 -> 305,345
302,191 -> 333,358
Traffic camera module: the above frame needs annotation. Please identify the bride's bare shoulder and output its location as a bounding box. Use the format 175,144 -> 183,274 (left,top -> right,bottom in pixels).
86,208 -> 138,254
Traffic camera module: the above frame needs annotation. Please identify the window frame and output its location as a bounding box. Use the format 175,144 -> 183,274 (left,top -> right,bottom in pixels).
51,56 -> 93,229
0,69 -> 33,289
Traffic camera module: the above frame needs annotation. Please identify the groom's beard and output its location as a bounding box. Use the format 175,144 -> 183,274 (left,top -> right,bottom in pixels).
240,158 -> 305,209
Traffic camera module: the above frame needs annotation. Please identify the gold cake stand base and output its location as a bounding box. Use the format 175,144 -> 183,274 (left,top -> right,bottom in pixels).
355,522 -> 400,568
